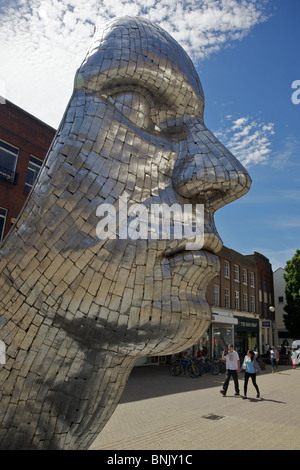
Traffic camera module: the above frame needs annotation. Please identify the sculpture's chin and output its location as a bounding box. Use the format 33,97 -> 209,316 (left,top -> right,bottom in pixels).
109,249 -> 219,357
113,294 -> 211,357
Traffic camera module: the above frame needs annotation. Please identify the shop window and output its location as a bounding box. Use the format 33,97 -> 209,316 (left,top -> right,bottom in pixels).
24,156 -> 43,192
0,140 -> 18,184
212,327 -> 233,358
0,207 -> 7,242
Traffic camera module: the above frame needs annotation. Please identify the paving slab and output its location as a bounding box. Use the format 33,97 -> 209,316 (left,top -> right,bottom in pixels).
90,364 -> 300,451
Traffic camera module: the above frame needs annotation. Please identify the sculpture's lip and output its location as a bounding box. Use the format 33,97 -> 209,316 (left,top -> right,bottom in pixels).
163,235 -> 221,278
164,233 -> 222,258
164,248 -> 219,265
162,247 -> 221,284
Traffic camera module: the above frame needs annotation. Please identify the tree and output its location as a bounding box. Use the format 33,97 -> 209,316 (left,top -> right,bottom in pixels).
283,249 -> 300,337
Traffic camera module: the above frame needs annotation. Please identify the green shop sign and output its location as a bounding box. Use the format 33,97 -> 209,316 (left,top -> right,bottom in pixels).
235,317 -> 259,332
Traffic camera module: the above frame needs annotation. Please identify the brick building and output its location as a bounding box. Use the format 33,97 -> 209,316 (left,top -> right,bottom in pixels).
246,251 -> 275,353
206,247 -> 274,358
0,100 -> 55,241
206,246 -> 258,358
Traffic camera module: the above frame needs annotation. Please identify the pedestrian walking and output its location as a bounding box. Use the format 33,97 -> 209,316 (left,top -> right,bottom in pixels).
270,346 -> 279,373
242,350 -> 261,399
291,348 -> 297,369
220,344 -> 240,396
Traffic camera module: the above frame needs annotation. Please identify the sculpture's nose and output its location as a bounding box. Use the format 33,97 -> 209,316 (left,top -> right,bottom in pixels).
172,119 -> 251,212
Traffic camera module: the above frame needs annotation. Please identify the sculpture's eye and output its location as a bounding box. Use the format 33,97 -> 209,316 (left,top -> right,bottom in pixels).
106,90 -> 184,136
109,92 -> 152,129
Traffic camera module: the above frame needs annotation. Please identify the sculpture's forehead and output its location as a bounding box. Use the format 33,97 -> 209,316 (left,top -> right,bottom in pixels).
79,16 -> 204,118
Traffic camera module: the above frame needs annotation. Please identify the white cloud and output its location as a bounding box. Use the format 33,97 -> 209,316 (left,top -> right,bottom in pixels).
0,0 -> 270,127
282,217 -> 300,228
271,134 -> 300,169
215,115 -> 275,167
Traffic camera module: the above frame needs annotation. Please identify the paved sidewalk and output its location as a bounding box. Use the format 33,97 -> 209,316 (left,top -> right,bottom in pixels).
90,364 -> 300,450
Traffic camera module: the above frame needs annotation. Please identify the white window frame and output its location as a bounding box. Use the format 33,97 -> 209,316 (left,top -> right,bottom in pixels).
24,155 -> 43,192
224,260 -> 230,279
213,284 -> 219,306
234,264 -> 240,282
0,139 -> 19,183
0,207 -> 7,242
234,291 -> 239,310
225,288 -> 230,308
250,295 -> 255,313
243,293 -> 248,311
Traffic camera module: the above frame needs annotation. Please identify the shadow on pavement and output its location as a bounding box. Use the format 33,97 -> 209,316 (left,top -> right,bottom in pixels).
120,364 -> 293,404
120,365 -> 224,403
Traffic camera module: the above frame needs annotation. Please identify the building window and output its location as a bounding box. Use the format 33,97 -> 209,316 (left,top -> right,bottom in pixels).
243,293 -> 248,311
0,140 -> 18,184
234,291 -> 239,310
242,269 -> 247,285
0,207 -> 7,242
225,288 -> 230,308
24,156 -> 43,192
250,272 -> 255,288
250,296 -> 255,313
213,285 -> 219,306
278,296 -> 284,303
224,260 -> 230,278
234,264 -> 239,282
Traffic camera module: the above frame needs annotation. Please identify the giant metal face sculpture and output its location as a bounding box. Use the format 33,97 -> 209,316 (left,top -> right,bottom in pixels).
0,17 -> 251,449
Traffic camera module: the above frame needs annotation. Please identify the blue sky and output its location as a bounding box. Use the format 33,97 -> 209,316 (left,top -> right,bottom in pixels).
0,0 -> 299,270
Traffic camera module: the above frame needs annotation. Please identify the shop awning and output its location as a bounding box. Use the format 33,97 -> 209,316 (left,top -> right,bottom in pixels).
212,311 -> 238,325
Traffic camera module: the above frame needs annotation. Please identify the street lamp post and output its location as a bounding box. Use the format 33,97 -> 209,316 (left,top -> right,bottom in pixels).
269,306 -> 276,347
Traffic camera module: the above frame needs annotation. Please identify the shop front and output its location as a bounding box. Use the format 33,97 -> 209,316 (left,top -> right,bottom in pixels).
211,309 -> 238,358
235,316 -> 259,358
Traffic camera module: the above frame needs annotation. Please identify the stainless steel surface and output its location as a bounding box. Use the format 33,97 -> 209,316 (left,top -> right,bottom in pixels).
0,16 -> 251,449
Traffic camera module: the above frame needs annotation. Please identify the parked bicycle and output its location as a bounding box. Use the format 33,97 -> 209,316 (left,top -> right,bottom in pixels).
214,358 -> 226,374
196,357 -> 220,375
170,356 -> 202,378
